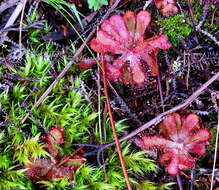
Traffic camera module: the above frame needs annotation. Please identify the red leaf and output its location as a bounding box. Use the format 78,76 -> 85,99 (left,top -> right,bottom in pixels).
166,152 -> 179,175
45,127 -> 64,146
123,11 -> 136,38
24,159 -> 53,181
79,58 -> 97,69
181,114 -> 200,136
44,127 -> 64,157
140,53 -> 158,76
108,15 -> 131,43
159,113 -> 181,140
154,0 -> 178,17
135,11 -> 151,42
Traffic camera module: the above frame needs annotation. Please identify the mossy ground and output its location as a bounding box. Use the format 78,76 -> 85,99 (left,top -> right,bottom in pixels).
0,0 -> 218,189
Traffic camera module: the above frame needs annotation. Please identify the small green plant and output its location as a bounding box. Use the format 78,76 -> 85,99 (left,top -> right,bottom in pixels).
25,9 -> 52,45
87,0 -> 108,10
14,134 -> 49,164
0,165 -> 28,190
46,0 -> 84,29
72,143 -> 166,190
137,181 -> 175,190
94,119 -> 129,143
0,132 -> 32,189
157,15 -> 192,46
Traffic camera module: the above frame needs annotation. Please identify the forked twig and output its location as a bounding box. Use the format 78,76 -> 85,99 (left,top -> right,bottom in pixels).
196,1 -> 209,30
75,72 -> 219,161
178,1 -> 219,47
177,174 -> 184,190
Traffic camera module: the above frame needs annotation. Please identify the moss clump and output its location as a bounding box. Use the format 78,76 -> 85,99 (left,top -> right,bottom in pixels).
157,15 -> 192,46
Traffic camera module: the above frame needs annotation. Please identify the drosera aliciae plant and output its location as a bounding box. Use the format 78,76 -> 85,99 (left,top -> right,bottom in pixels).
135,113 -> 211,175
80,10 -> 172,86
24,127 -> 86,183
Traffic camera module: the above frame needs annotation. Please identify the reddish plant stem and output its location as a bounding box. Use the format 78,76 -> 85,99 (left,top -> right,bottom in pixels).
109,0 -> 114,6
157,72 -> 164,112
101,53 -> 132,190
177,174 -> 184,190
56,147 -> 84,168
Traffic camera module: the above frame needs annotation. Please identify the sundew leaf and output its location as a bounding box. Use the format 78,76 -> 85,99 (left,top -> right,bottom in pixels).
154,0 -> 178,17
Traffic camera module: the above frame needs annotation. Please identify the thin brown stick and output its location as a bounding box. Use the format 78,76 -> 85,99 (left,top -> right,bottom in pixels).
19,0 -> 28,48
56,147 -> 84,168
186,56 -> 191,89
102,53 -> 132,190
2,0 -> 24,38
157,72 -> 164,112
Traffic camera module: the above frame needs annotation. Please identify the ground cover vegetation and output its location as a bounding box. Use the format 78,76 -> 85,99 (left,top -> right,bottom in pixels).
0,0 -> 218,189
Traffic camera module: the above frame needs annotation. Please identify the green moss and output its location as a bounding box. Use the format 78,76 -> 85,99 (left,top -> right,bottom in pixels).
191,1 -> 218,41
157,15 -> 193,46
